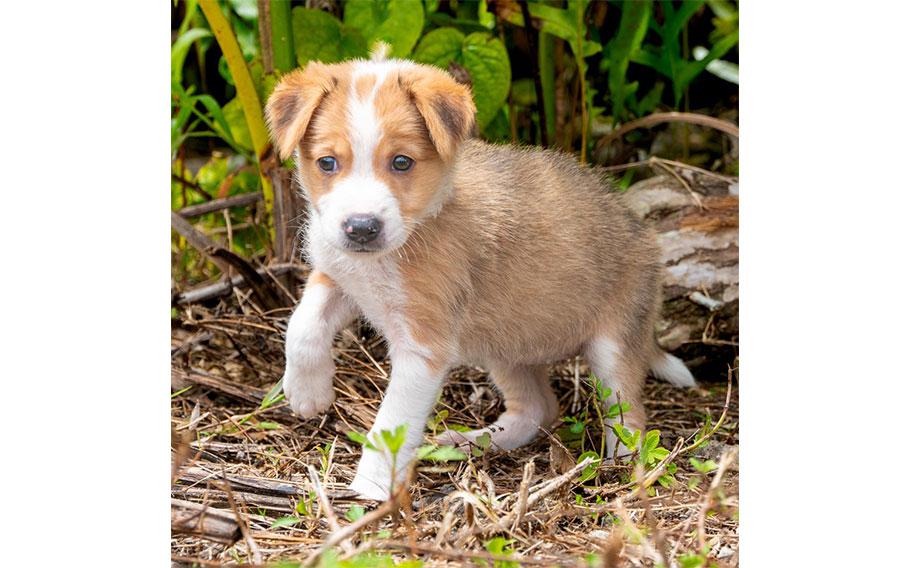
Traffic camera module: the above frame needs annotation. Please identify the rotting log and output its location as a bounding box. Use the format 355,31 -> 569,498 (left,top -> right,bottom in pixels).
171,498 -> 241,544
622,173 -> 739,380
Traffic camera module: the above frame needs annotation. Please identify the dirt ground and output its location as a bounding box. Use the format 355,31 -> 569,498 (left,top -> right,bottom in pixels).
171,298 -> 739,567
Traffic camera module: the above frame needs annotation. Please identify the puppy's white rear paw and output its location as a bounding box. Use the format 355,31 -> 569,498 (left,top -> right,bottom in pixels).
282,361 -> 335,418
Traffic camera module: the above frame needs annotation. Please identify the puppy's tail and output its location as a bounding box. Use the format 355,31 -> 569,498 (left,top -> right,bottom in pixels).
649,348 -> 696,388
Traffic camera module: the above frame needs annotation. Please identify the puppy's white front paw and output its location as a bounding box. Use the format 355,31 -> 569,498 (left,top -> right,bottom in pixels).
348,473 -> 391,501
282,359 -> 335,418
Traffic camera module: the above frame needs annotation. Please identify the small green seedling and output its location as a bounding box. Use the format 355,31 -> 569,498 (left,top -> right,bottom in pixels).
471,431 -> 492,458
260,378 -> 285,410
577,451 -> 601,483
348,425 -> 409,496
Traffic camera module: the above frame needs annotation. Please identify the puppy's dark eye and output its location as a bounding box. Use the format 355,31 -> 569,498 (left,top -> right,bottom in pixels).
317,156 -> 337,172
391,155 -> 413,172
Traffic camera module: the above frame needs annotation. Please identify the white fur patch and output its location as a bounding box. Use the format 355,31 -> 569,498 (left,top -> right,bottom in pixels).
349,340 -> 445,501
650,352 -> 696,388
282,282 -> 357,418
586,336 -> 622,394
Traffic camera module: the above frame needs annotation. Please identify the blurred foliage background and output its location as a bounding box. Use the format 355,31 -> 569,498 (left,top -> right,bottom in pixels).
171,0 -> 738,289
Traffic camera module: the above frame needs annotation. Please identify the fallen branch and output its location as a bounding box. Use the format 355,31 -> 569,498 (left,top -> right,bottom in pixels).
171,498 -> 241,544
172,262 -> 305,305
599,111 -> 739,147
171,211 -> 288,311
178,192 -> 262,218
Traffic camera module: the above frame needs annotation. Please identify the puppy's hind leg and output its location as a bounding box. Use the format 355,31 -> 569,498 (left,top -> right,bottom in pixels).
437,363 -> 558,451
585,335 -> 648,459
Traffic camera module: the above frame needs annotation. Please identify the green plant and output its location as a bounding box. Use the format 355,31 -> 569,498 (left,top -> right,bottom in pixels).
481,537 -> 518,568
347,424 -> 408,496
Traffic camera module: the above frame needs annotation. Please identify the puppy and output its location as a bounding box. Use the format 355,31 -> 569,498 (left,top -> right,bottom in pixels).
265,51 -> 695,501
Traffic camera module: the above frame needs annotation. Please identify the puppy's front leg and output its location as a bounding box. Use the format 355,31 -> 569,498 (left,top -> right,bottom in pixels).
349,348 -> 447,501
283,271 -> 356,418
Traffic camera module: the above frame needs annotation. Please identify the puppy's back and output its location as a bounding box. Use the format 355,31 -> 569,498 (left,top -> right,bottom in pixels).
417,140 -> 663,364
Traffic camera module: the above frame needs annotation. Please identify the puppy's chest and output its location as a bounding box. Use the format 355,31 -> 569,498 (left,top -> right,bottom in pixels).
310,238 -> 410,342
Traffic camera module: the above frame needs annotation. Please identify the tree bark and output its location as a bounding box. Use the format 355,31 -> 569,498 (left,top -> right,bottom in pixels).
622,173 -> 739,379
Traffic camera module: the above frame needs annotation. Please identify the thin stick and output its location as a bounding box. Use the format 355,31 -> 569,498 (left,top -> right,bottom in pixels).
600,111 -> 739,146
303,492 -> 401,566
511,459 -> 536,532
683,367 -> 733,453
650,156 -> 705,210
218,479 -> 263,564
307,465 -> 353,553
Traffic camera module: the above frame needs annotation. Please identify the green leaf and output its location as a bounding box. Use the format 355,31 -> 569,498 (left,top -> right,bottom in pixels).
413,27 -> 465,67
345,504 -> 365,522
605,401 -> 629,419
292,8 -> 368,66
689,457 -> 719,474
172,28 -> 213,85
475,431 -> 491,450
222,97 -> 253,152
343,0 -> 425,58
260,378 -> 285,410
412,29 -> 510,128
417,444 -> 468,462
477,0 -> 495,29
679,553 -> 706,568
461,32 -> 511,128
347,430 -> 371,448
577,451 -> 601,483
607,0 -> 651,120
269,515 -> 301,529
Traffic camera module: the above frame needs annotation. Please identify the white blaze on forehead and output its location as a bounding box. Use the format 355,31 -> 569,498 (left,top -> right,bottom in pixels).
347,60 -> 416,176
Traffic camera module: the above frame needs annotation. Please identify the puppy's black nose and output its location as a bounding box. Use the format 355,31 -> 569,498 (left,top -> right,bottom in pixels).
342,215 -> 382,244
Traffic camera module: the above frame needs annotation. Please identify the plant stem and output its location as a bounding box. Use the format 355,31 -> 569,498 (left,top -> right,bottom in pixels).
198,0 -> 275,242
269,0 -> 295,73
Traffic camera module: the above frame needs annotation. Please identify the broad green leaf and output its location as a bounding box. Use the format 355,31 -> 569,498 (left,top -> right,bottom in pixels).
172,28 -> 212,84
292,7 -> 367,65
475,431 -> 491,450
413,27 -> 464,67
343,0 -> 425,58
461,32 -> 511,128
413,29 -> 510,129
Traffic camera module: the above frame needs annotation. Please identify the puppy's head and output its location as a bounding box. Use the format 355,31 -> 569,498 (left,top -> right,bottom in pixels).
266,56 -> 475,255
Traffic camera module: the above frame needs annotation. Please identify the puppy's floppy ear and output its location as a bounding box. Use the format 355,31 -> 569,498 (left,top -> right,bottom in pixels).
265,62 -> 337,160
402,65 -> 476,161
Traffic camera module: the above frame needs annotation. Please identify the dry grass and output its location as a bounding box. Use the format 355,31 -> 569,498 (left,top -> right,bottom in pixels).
171,291 -> 738,567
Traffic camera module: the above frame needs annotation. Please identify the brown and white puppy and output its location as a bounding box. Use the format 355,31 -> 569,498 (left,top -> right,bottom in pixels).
265,50 -> 695,500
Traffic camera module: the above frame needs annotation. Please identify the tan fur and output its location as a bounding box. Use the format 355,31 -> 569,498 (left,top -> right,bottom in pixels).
307,270 -> 335,289
267,57 -> 690,471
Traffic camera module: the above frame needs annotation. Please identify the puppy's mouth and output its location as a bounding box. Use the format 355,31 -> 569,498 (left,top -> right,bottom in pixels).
341,241 -> 388,255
